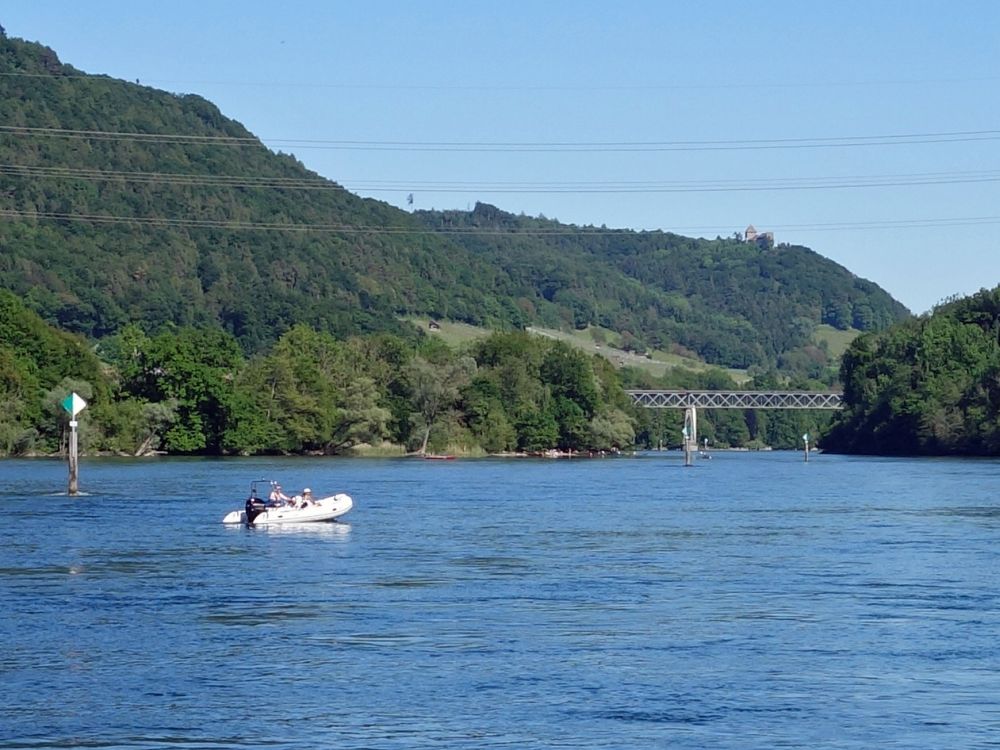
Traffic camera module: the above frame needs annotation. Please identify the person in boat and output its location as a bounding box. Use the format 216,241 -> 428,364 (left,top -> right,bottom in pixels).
300,488 -> 315,507
268,483 -> 291,506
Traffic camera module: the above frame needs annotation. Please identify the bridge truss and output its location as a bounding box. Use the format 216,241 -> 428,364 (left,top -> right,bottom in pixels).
625,390 -> 843,466
625,390 -> 843,410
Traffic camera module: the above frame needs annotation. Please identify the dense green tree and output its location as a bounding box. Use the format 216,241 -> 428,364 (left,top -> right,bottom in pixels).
231,325 -> 392,454
128,327 -> 248,453
588,408 -> 636,451
825,287 -> 1000,455
407,355 -> 477,453
0,347 -> 40,454
0,290 -> 109,452
541,342 -> 600,416
327,377 -> 392,453
515,405 -> 560,452
462,376 -> 518,453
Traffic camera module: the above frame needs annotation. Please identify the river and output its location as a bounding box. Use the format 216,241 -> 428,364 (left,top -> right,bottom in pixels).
2,453 -> 999,748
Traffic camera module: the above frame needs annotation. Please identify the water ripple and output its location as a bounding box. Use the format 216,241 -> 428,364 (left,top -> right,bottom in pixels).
2,454 -> 1000,748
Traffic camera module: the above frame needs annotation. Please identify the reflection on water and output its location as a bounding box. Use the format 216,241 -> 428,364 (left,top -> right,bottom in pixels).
2,454 -> 1000,749
227,520 -> 353,539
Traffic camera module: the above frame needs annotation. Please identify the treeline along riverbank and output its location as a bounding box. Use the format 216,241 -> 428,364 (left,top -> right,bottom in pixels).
0,291 -> 831,457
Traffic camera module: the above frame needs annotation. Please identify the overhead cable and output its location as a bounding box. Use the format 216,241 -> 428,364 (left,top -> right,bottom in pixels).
2,162 -> 1000,195
2,208 -> 998,236
2,124 -> 1000,152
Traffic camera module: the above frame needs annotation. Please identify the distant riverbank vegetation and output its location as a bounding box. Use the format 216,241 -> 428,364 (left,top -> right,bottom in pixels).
824,286 -> 1000,455
0,291 -> 830,458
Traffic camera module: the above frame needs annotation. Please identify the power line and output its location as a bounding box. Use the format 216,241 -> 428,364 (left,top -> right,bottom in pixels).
0,209 -> 400,233
0,164 -> 340,190
0,125 -> 258,146
3,124 -> 1000,152
2,69 -> 997,91
275,132 -> 1000,153
345,173 -> 1000,194
2,208 -> 999,236
3,162 -> 1000,194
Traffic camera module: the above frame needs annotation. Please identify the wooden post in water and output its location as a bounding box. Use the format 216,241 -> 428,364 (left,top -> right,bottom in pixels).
61,392 -> 87,496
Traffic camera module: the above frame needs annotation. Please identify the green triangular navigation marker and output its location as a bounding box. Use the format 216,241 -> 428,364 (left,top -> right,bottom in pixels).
62,392 -> 87,417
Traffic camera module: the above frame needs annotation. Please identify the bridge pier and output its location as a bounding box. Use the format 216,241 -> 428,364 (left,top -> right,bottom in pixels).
683,406 -> 697,466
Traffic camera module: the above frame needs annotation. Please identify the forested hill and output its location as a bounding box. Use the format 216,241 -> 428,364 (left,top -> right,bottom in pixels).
418,204 -> 907,366
0,30 -> 907,370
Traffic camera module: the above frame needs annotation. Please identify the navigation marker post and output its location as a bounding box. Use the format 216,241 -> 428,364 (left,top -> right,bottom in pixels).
802,432 -> 810,463
62,392 -> 87,495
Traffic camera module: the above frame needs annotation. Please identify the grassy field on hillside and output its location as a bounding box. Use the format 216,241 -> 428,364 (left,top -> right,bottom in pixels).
408,318 -> 747,381
409,318 -> 489,347
812,324 -> 861,359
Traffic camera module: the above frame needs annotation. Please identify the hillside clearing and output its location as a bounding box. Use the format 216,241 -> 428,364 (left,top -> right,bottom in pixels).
409,318 -> 747,381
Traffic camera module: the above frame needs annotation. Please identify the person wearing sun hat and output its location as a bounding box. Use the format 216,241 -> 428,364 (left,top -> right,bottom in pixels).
269,482 -> 291,506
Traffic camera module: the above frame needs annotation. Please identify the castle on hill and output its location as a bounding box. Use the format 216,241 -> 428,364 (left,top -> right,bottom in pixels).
744,224 -> 774,249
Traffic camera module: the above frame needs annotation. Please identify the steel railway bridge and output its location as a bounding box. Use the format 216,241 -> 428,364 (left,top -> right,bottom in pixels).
625,390 -> 844,465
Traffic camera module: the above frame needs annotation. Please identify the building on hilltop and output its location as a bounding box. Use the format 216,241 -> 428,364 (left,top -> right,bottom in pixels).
745,224 -> 774,249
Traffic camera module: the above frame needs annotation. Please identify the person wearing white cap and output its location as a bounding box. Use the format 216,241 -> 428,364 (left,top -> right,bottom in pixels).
300,487 -> 314,507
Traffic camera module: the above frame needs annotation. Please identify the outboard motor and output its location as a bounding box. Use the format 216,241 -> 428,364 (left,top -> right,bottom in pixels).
245,496 -> 268,525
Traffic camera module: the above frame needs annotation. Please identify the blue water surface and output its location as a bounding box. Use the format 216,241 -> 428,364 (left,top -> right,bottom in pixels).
2,452 -> 1000,748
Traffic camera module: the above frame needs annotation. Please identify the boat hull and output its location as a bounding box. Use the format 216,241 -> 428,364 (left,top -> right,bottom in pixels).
222,493 -> 353,525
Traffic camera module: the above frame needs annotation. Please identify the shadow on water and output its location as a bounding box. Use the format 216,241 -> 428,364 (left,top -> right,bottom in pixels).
201,604 -> 326,626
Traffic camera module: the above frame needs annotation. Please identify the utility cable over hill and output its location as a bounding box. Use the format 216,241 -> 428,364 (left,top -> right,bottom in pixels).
3,162 -> 1000,195
3,124 -> 1000,152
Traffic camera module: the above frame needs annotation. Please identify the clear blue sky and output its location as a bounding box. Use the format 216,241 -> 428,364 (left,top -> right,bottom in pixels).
5,1 -> 999,314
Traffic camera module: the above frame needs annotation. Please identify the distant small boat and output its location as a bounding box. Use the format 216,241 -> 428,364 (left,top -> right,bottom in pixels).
423,454 -> 456,460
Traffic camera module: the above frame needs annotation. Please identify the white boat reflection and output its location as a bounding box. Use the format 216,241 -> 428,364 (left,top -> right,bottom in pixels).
257,521 -> 352,538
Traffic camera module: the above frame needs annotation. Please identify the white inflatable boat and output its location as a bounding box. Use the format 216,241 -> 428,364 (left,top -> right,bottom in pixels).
222,480 -> 353,525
